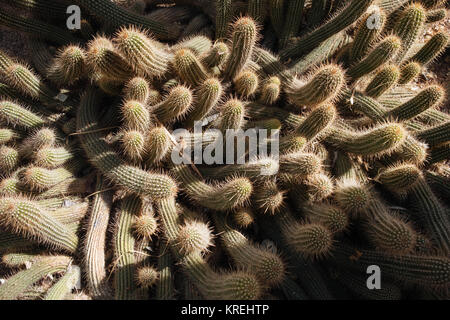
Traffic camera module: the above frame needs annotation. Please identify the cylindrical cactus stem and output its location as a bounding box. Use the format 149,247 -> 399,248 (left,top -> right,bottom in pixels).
426,168 -> 450,200
20,166 -> 75,191
283,222 -> 333,259
393,3 -> 426,62
184,78 -> 223,128
0,197 -> 79,252
253,180 -> 285,215
114,195 -> 141,300
213,212 -> 285,286
47,45 -> 86,86
86,36 -> 133,82
366,214 -> 418,255
303,203 -> 349,234
217,98 -> 246,131
180,251 -> 262,300
156,240 -> 175,300
0,145 -> 19,173
295,103 -> 337,141
33,146 -> 75,169
328,123 -> 406,158
0,255 -> 72,300
251,47 -> 293,85
176,220 -> 213,255
347,35 -> 401,80
201,41 -> 229,69
428,143 -> 450,164
215,0 -> 233,40
173,48 -> 209,87
83,175 -> 113,299
232,207 -> 256,229
0,128 -> 20,145
46,201 -> 89,225
288,173 -> 334,204
180,14 -> 209,38
9,0 -> 71,17
75,0 -> 179,40
339,89 -> 386,122
36,176 -> 91,199
123,77 -> 151,103
407,177 -> 450,254
121,100 -> 151,132
279,0 -> 305,48
199,158 -> 279,180
308,0 -> 328,28
153,85 -> 193,124
145,126 -> 172,165
259,76 -> 281,105
350,6 -> 387,62
409,31 -> 448,65
0,177 -> 25,196
0,8 -> 77,45
416,121 -> 450,147
398,61 -> 421,84
385,85 -> 445,122
268,0 -> 285,36
365,64 -> 400,98
173,35 -> 212,56
76,89 -> 177,200
114,26 -> 173,79
156,197 -> 262,300
330,243 -> 450,288
386,134 -> 428,165
426,8 -> 446,23
44,265 -> 81,300
334,178 -> 372,216
247,0 -> 267,23
418,0 -> 445,9
233,70 -> 259,98
279,152 -> 322,178
280,0 -> 375,61
0,100 -> 46,130
121,130 -> 147,163
376,163 -> 422,194
286,64 -> 345,108
171,164 -> 253,211
223,17 -> 258,80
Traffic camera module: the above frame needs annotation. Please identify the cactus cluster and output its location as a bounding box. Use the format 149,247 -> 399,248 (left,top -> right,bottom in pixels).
0,0 -> 449,300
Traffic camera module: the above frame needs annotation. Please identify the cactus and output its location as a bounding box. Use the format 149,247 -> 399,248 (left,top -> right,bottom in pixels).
331,243 -> 450,288
114,26 -> 172,79
0,255 -> 72,300
173,49 -> 209,87
233,70 -> 259,98
393,3 -> 426,62
350,7 -> 387,63
223,17 -> 258,80
44,265 -> 81,300
76,89 -> 177,199
280,0 -> 375,61
398,61 -> 421,84
172,164 -> 252,211
47,45 -> 86,85
287,65 -> 345,108
0,0 -> 448,301
410,31 -> 448,66
83,175 -> 113,298
153,85 -> 193,123
215,0 -> 233,40
347,35 -> 401,80
365,65 -> 400,98
0,197 -> 78,252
